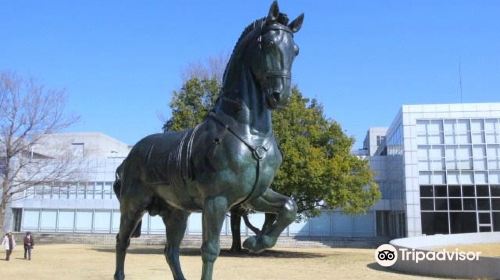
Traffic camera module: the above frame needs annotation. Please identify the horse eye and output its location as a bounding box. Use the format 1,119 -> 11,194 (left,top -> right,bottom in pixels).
294,45 -> 300,56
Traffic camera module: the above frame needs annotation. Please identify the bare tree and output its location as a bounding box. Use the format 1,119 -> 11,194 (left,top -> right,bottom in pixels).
158,54 -> 229,126
0,71 -> 80,233
180,53 -> 229,83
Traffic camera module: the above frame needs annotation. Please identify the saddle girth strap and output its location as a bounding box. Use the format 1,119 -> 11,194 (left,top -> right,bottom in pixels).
208,112 -> 272,161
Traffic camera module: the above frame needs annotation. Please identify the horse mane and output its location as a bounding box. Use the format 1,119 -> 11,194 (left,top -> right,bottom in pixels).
222,14 -> 290,84
222,17 -> 265,83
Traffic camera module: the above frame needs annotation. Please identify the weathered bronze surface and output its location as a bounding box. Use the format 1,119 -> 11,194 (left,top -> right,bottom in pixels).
113,2 -> 303,279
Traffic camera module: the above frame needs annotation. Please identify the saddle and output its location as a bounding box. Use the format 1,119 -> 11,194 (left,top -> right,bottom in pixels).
165,123 -> 203,186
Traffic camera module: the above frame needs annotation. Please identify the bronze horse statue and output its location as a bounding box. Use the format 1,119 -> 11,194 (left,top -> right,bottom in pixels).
113,2 -> 303,279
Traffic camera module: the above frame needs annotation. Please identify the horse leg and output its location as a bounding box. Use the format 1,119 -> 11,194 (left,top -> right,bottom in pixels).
243,189 -> 297,253
114,199 -> 147,280
201,196 -> 228,280
162,209 -> 189,280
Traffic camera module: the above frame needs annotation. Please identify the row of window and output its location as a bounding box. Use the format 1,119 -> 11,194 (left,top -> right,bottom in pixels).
419,171 -> 500,185
22,209 -> 159,233
24,182 -> 115,200
418,158 -> 500,171
418,144 -> 500,171
421,211 -> 500,235
417,119 -> 500,145
420,198 -> 500,211
418,119 -> 500,135
420,184 -> 500,198
20,209 -> 376,237
386,124 -> 403,156
418,145 -> 500,161
418,133 -> 500,145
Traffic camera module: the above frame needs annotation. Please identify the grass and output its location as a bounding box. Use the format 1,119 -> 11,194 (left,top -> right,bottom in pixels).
0,244 -> 446,280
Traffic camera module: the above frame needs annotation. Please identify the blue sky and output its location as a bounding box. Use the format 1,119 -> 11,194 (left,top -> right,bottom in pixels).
1,1 -> 499,147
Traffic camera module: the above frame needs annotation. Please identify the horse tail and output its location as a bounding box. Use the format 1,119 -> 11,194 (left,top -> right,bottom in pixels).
113,163 -> 142,237
113,162 -> 142,238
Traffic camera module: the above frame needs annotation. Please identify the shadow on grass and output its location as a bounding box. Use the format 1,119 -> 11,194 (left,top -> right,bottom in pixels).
91,247 -> 327,259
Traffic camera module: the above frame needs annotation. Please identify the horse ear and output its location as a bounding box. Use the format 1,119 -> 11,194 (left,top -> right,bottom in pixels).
288,13 -> 304,33
267,1 -> 280,23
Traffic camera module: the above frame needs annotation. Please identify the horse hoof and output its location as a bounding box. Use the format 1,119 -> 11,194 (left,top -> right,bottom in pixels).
243,236 -> 258,252
243,235 -> 275,254
114,272 -> 125,280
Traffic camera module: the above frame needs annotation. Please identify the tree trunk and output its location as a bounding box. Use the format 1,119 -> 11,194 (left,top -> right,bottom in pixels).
230,209 -> 243,252
0,203 -> 6,236
1,179 -> 8,236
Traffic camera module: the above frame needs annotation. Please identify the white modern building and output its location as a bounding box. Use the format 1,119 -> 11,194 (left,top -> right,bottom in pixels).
363,103 -> 500,237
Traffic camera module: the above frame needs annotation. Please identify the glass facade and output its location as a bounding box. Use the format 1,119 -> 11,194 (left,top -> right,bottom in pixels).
25,182 -> 115,200
417,118 -> 500,234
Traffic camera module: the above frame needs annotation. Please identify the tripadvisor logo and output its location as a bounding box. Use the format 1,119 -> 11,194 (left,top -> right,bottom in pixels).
375,244 -> 398,267
375,244 -> 482,267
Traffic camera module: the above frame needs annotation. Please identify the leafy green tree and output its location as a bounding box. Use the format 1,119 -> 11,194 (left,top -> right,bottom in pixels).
272,90 -> 380,218
163,78 -> 220,132
163,77 -> 380,251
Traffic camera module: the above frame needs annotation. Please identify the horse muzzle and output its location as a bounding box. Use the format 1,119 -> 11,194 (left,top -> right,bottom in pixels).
266,88 -> 293,109
263,72 -> 291,110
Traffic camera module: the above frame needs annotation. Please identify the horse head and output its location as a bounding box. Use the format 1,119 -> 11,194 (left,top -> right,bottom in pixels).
249,1 -> 303,109
224,1 -> 304,110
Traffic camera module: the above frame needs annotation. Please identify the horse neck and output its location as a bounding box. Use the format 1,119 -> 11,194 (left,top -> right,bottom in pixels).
216,63 -> 272,137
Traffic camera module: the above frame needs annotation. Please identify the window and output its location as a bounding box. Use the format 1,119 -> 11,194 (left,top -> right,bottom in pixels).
422,212 -> 449,235
75,211 -> 93,232
435,186 -> 447,197
68,183 -> 77,199
420,185 -> 433,197
492,199 -> 500,210
463,185 -> 475,197
478,199 -> 491,210
449,199 -> 462,210
94,211 -> 111,232
59,185 -> 69,199
103,183 -> 112,199
77,183 -> 86,199
112,211 -> 121,233
35,185 -> 44,199
479,213 -> 491,224
491,185 -> 500,196
95,182 -> 104,199
448,185 -> 461,197
485,119 -> 497,143
25,187 -> 35,199
450,212 -> 477,233
86,183 -> 94,199
435,198 -> 448,210
463,199 -> 476,210
40,210 -> 57,231
421,199 -> 434,210
471,120 -> 484,144
58,211 -> 74,232
476,185 -> 489,197
494,213 -> 500,231
42,185 -> 52,199
376,136 -> 386,146
71,143 -> 85,157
